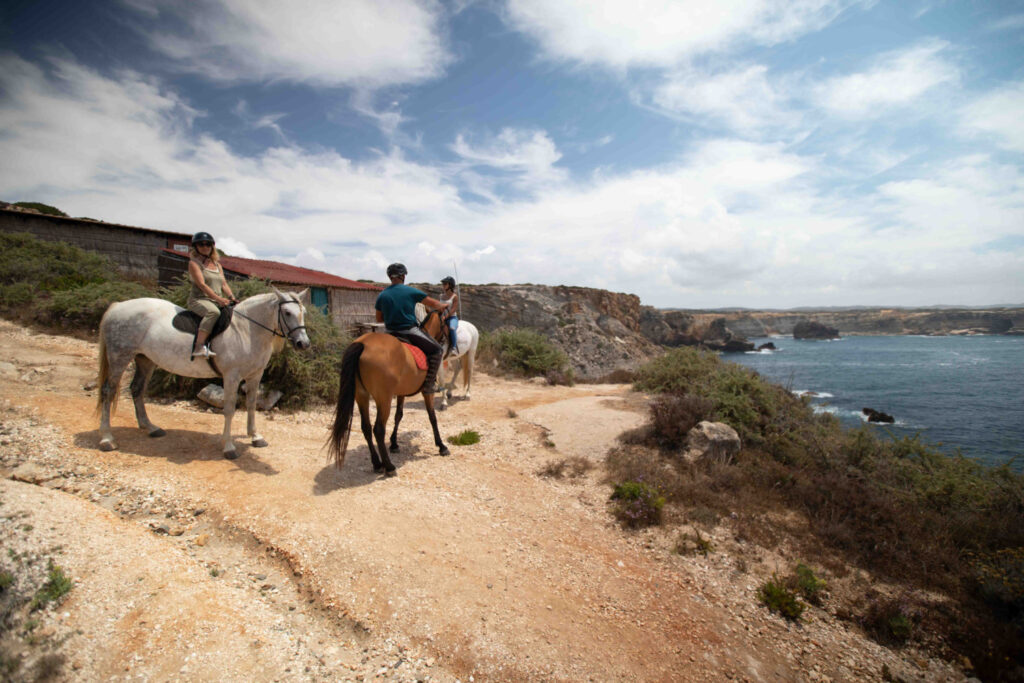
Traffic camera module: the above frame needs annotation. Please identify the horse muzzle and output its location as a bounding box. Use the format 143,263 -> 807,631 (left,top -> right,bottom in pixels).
290,331 -> 311,350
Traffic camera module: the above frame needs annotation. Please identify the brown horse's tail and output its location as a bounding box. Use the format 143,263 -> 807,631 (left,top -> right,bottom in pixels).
94,314 -> 118,418
327,341 -> 363,468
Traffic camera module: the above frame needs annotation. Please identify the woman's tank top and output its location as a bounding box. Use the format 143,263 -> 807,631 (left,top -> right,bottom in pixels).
188,260 -> 225,305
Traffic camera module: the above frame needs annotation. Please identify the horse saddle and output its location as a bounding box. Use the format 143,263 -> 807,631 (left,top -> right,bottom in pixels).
172,306 -> 234,341
403,343 -> 428,371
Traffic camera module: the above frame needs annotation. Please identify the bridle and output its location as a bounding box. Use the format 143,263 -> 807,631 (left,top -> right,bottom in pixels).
231,296 -> 307,344
420,309 -> 448,346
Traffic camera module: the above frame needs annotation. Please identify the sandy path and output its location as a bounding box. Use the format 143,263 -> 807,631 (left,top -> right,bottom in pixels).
0,320 -> 965,682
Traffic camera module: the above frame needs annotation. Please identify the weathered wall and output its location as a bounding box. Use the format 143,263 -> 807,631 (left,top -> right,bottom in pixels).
1,208 -> 190,280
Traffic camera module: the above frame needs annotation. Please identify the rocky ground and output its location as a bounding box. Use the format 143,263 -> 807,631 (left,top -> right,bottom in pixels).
0,319 -> 971,682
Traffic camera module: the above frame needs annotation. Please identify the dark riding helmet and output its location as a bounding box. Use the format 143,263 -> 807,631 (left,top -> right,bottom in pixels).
441,276 -> 456,288
191,231 -> 215,246
386,263 -> 408,278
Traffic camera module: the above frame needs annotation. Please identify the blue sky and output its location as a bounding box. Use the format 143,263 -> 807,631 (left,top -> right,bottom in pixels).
1,0 -> 1022,308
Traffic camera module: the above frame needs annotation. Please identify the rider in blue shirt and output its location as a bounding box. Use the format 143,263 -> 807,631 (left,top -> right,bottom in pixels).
375,263 -> 451,393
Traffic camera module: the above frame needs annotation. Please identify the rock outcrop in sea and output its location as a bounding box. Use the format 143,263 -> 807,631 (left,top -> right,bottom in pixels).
793,320 -> 841,340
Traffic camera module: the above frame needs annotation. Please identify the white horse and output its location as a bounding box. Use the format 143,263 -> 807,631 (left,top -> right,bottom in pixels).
96,288 -> 310,459
413,304 -> 479,410
437,320 -> 479,410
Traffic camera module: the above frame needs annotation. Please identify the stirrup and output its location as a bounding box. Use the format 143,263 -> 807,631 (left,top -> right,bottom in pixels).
191,345 -> 216,359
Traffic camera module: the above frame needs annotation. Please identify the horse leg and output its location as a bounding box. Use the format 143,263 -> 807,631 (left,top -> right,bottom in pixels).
422,393 -> 450,457
389,396 -> 404,452
464,349 -> 474,401
373,396 -> 397,476
437,361 -> 450,411
98,354 -> 132,452
220,374 -> 242,460
355,392 -> 381,471
129,355 -> 164,438
244,373 -> 268,448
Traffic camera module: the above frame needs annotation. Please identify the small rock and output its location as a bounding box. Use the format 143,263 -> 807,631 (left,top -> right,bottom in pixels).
195,534 -> 210,546
10,461 -> 52,484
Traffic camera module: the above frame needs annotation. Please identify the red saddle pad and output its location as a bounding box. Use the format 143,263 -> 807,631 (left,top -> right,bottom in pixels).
403,343 -> 428,370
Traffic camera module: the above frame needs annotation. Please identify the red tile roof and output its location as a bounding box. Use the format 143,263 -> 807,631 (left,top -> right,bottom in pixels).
162,249 -> 381,290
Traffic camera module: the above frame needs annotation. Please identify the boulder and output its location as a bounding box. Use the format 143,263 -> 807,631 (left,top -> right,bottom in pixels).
700,318 -> 755,352
757,342 -> 776,351
681,421 -> 741,465
793,320 -> 840,340
862,407 -> 895,424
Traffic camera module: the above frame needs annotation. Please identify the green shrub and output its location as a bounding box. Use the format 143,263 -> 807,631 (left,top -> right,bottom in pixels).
0,231 -> 116,293
610,481 -> 665,528
480,328 -> 569,378
0,570 -> 12,590
0,282 -> 34,307
758,574 -> 805,620
38,280 -> 154,330
793,563 -> 827,605
448,429 -> 481,446
30,562 -> 72,611
12,202 -> 67,216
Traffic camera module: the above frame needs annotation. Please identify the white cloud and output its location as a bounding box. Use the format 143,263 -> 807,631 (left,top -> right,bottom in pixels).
652,64 -> 791,132
504,0 -> 864,69
122,0 -> 451,86
0,53 -> 1019,308
452,128 -> 568,194
959,81 -> 1024,153
813,40 -> 958,117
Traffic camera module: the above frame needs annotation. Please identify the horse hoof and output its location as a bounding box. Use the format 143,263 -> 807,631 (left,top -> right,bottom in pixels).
437,403 -> 447,411
99,440 -> 116,452
252,438 -> 268,448
223,450 -> 239,460
149,428 -> 166,438
385,468 -> 397,477
389,443 -> 400,453
373,465 -> 384,473
439,446 -> 451,457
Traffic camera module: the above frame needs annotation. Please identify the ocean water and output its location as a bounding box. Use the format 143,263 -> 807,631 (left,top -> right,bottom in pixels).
728,335 -> 1024,470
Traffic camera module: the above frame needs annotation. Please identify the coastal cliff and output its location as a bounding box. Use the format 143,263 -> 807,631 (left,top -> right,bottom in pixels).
679,308 -> 1024,337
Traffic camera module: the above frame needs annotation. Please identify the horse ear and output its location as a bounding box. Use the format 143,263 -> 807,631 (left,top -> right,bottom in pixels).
297,288 -> 311,306
271,285 -> 284,298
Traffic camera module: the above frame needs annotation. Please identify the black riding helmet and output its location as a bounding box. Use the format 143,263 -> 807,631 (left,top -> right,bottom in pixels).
191,231 -> 215,245
441,276 -> 456,288
386,263 -> 408,278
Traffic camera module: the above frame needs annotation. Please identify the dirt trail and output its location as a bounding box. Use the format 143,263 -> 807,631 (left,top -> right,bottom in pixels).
0,320 -> 965,682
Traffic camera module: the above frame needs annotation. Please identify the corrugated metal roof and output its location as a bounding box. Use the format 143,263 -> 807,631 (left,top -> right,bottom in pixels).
162,249 -> 381,291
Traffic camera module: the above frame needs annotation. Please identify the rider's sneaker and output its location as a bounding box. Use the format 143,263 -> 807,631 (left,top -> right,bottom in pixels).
191,345 -> 216,359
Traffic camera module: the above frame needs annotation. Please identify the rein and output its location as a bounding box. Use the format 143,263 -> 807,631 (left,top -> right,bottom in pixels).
420,309 -> 448,346
231,297 -> 307,341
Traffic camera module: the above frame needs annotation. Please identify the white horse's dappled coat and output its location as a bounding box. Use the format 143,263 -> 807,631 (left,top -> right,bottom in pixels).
96,288 -> 310,458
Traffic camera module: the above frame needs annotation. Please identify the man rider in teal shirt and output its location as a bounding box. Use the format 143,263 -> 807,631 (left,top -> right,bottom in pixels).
375,263 -> 451,393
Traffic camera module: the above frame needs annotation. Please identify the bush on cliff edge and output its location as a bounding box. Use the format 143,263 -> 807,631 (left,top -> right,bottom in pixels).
615,346 -> 1024,679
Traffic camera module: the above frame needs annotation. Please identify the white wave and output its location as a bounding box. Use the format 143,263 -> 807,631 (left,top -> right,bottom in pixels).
793,390 -> 834,399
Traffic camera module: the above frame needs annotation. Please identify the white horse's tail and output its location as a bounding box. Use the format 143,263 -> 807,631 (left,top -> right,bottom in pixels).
95,311 -> 120,417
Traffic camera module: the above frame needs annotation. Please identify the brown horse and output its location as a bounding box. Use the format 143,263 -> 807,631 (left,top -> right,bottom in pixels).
327,310 -> 450,475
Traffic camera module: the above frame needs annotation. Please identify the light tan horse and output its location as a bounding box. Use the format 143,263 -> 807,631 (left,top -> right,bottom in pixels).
327,310 -> 449,476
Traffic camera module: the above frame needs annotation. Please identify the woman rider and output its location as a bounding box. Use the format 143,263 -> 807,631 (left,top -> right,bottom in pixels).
187,231 -> 236,358
440,276 -> 460,355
